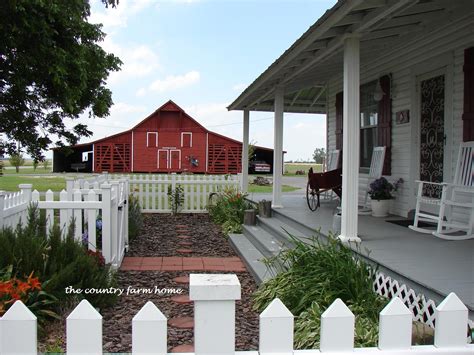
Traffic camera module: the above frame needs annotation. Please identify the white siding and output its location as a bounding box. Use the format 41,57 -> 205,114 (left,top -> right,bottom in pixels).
326,16 -> 474,217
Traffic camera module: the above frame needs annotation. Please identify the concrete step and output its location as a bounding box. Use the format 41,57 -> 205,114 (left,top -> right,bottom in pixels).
242,224 -> 286,258
256,215 -> 314,246
228,233 -> 275,284
271,208 -> 325,239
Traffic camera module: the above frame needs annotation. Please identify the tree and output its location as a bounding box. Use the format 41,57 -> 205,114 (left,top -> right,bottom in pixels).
0,0 -> 122,161
313,147 -> 326,164
248,140 -> 257,161
9,153 -> 25,173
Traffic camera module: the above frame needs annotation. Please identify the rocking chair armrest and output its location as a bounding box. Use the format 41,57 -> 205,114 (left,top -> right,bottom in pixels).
414,180 -> 444,186
441,182 -> 474,193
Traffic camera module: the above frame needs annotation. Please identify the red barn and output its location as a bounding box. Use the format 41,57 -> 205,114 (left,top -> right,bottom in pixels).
53,101 -> 276,174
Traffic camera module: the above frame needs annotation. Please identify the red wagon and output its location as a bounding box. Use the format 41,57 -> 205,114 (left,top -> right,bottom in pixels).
306,167 -> 342,211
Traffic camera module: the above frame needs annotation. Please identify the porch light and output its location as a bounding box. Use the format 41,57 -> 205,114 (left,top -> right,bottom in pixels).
373,78 -> 385,102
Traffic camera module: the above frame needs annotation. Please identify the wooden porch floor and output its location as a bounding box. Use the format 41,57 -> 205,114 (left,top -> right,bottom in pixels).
249,192 -> 474,314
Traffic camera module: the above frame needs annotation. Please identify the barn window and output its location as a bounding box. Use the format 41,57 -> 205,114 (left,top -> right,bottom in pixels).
181,132 -> 192,148
147,132 -> 158,147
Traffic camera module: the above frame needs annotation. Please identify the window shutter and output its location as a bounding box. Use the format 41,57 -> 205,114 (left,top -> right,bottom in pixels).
377,75 -> 392,175
335,92 -> 343,150
463,47 -> 474,142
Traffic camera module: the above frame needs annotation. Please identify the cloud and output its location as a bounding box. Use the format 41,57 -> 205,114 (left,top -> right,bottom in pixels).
232,83 -> 248,92
102,37 -> 161,85
147,71 -> 200,93
89,0 -> 155,32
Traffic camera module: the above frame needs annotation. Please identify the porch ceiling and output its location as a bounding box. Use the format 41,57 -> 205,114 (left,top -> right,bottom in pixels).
228,0 -> 474,114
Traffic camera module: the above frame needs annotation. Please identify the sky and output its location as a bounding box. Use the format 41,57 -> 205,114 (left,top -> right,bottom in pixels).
79,0 -> 337,161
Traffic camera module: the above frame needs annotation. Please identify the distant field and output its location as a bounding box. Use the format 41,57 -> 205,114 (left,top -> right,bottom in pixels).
284,163 -> 323,175
0,175 -> 66,192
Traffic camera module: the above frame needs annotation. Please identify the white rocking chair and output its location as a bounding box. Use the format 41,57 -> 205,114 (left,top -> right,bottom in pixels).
359,146 -> 386,214
409,142 -> 474,240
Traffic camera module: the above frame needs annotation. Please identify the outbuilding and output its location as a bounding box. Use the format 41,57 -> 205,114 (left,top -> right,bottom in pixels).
53,100 -> 277,174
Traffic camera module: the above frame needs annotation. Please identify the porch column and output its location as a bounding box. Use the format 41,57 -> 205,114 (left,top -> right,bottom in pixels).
339,35 -> 361,243
272,86 -> 284,208
241,110 -> 250,193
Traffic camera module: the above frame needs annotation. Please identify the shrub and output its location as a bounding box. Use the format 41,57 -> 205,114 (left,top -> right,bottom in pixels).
253,234 -> 387,348
128,194 -> 143,240
0,205 -> 118,310
167,184 -> 185,215
207,186 -> 255,234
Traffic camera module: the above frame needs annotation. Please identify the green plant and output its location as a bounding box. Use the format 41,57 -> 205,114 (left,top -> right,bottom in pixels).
128,194 -> 143,240
253,234 -> 387,348
0,205 -> 118,310
8,152 -> 25,173
207,186 -> 255,235
167,184 -> 185,215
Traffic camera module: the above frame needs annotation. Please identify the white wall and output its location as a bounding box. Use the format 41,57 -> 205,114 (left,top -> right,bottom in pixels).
326,16 -> 474,217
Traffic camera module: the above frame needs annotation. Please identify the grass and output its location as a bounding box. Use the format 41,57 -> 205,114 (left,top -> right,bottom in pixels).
284,163 -> 323,176
2,167 -> 52,174
248,184 -> 300,193
0,175 -> 66,192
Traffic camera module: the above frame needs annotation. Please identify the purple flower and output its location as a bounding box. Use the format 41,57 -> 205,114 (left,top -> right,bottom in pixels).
96,219 -> 103,230
82,231 -> 88,247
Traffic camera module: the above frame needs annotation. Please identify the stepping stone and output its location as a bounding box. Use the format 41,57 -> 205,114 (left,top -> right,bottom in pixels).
171,344 -> 194,353
168,316 -> 194,329
173,275 -> 190,284
171,295 -> 192,304
177,249 -> 193,254
178,241 -> 193,246
177,235 -> 192,239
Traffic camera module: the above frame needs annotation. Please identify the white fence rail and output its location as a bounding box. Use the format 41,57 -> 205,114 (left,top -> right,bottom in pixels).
1,273 -> 472,354
0,177 -> 129,268
112,173 -> 241,213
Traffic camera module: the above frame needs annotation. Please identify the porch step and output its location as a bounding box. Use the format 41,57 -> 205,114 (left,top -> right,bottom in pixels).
256,215 -> 313,245
228,233 -> 274,284
242,225 -> 287,258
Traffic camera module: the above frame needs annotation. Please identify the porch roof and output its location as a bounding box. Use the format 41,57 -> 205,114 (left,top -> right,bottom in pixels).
228,0 -> 473,113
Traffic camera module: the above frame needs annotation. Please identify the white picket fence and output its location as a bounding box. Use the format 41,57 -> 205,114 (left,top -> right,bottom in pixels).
1,273 -> 472,354
0,176 -> 129,268
110,173 -> 241,213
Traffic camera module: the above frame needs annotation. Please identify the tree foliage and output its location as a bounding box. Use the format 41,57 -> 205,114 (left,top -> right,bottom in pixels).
312,147 -> 326,164
0,0 -> 122,160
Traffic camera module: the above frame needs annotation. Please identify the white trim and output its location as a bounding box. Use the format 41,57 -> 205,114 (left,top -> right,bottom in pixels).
170,149 -> 182,170
91,144 -> 94,172
131,132 -> 134,172
181,132 -> 193,148
157,149 -> 169,169
147,132 -> 158,147
205,133 -> 209,172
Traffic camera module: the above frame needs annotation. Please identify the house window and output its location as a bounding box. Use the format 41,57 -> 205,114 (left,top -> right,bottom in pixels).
147,132 -> 158,147
181,132 -> 192,148
360,80 -> 378,168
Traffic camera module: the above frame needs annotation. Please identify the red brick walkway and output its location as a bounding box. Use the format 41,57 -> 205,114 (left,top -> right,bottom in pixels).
120,256 -> 247,272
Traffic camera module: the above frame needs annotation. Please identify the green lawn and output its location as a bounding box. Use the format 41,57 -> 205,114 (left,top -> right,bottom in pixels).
248,184 -> 300,193
2,167 -> 53,174
284,163 -> 322,176
0,175 -> 66,192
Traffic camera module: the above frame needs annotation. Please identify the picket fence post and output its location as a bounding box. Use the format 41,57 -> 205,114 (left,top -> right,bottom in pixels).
259,298 -> 294,355
0,300 -> 37,355
67,299 -> 102,355
435,292 -> 469,348
59,189 -> 68,238
320,298 -> 354,352
101,183 -> 112,264
73,189 -> 83,242
45,189 -> 55,233
190,274 -> 241,355
0,191 -> 6,229
123,179 -> 130,246
87,189 -> 98,251
110,181 -> 119,266
132,301 -> 167,355
378,297 -> 412,350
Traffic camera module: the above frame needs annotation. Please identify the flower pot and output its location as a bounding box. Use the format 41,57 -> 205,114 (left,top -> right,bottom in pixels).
371,199 -> 390,217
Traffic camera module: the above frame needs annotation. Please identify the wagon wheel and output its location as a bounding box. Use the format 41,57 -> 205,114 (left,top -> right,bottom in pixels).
306,181 -> 320,211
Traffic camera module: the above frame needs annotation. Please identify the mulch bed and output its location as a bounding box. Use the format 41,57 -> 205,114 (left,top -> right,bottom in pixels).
127,214 -> 237,257
39,213 -> 260,353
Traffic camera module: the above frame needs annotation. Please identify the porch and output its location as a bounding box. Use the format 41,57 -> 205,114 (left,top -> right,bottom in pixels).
232,192 -> 474,322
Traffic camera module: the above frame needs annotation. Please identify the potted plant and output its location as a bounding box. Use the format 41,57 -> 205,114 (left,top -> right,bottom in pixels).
368,177 -> 403,217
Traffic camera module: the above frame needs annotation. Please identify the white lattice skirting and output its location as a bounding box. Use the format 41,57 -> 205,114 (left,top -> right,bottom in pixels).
374,271 -> 473,330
